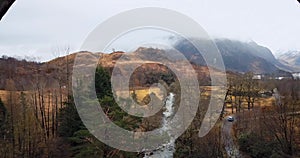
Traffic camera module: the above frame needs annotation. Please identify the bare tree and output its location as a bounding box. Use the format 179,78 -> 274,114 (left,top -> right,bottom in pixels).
262,80 -> 299,156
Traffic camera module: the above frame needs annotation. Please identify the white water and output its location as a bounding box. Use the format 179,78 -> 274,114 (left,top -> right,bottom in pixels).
144,93 -> 176,158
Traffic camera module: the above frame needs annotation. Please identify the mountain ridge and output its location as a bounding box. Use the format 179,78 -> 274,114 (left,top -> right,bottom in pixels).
277,50 -> 300,71
174,38 -> 295,73
0,38 -> 295,90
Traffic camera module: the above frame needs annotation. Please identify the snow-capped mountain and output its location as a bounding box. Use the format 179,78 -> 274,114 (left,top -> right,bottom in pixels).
277,50 -> 300,71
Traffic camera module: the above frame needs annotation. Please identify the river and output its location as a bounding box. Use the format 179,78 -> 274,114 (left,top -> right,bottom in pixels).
144,93 -> 176,158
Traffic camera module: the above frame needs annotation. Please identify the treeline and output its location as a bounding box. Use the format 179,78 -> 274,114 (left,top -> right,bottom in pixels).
0,80 -> 67,158
0,51 -> 73,157
58,66 -> 143,157
223,72 -> 261,115
0,66 -> 145,158
230,76 -> 300,157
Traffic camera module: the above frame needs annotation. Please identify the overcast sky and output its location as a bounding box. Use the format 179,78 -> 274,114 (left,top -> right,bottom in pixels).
0,0 -> 299,61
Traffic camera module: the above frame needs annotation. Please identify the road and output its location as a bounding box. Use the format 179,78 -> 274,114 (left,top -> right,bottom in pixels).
221,117 -> 242,158
221,88 -> 300,158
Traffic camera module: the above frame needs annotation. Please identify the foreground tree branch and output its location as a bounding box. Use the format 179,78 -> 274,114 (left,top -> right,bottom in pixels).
0,0 -> 15,21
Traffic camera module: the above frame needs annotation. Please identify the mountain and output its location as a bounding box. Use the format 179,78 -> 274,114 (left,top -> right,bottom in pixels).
0,38 -> 294,91
277,50 -> 300,71
174,38 -> 293,75
0,50 -> 217,91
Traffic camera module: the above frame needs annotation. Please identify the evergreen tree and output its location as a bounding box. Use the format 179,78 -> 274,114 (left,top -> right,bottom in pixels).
95,66 -> 112,99
58,96 -> 84,138
58,66 -> 141,157
0,97 -> 7,134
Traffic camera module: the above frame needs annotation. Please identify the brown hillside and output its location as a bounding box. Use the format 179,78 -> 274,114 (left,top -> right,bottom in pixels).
0,48 -> 232,91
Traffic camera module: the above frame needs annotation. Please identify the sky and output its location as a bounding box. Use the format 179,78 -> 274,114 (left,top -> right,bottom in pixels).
0,0 -> 300,61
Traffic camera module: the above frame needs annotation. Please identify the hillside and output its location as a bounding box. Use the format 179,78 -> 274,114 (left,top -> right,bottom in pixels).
174,38 -> 293,74
0,49 -> 216,91
0,38 -> 294,91
277,50 -> 300,71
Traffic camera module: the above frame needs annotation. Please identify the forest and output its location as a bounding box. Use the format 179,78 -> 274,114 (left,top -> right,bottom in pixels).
0,56 -> 299,158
